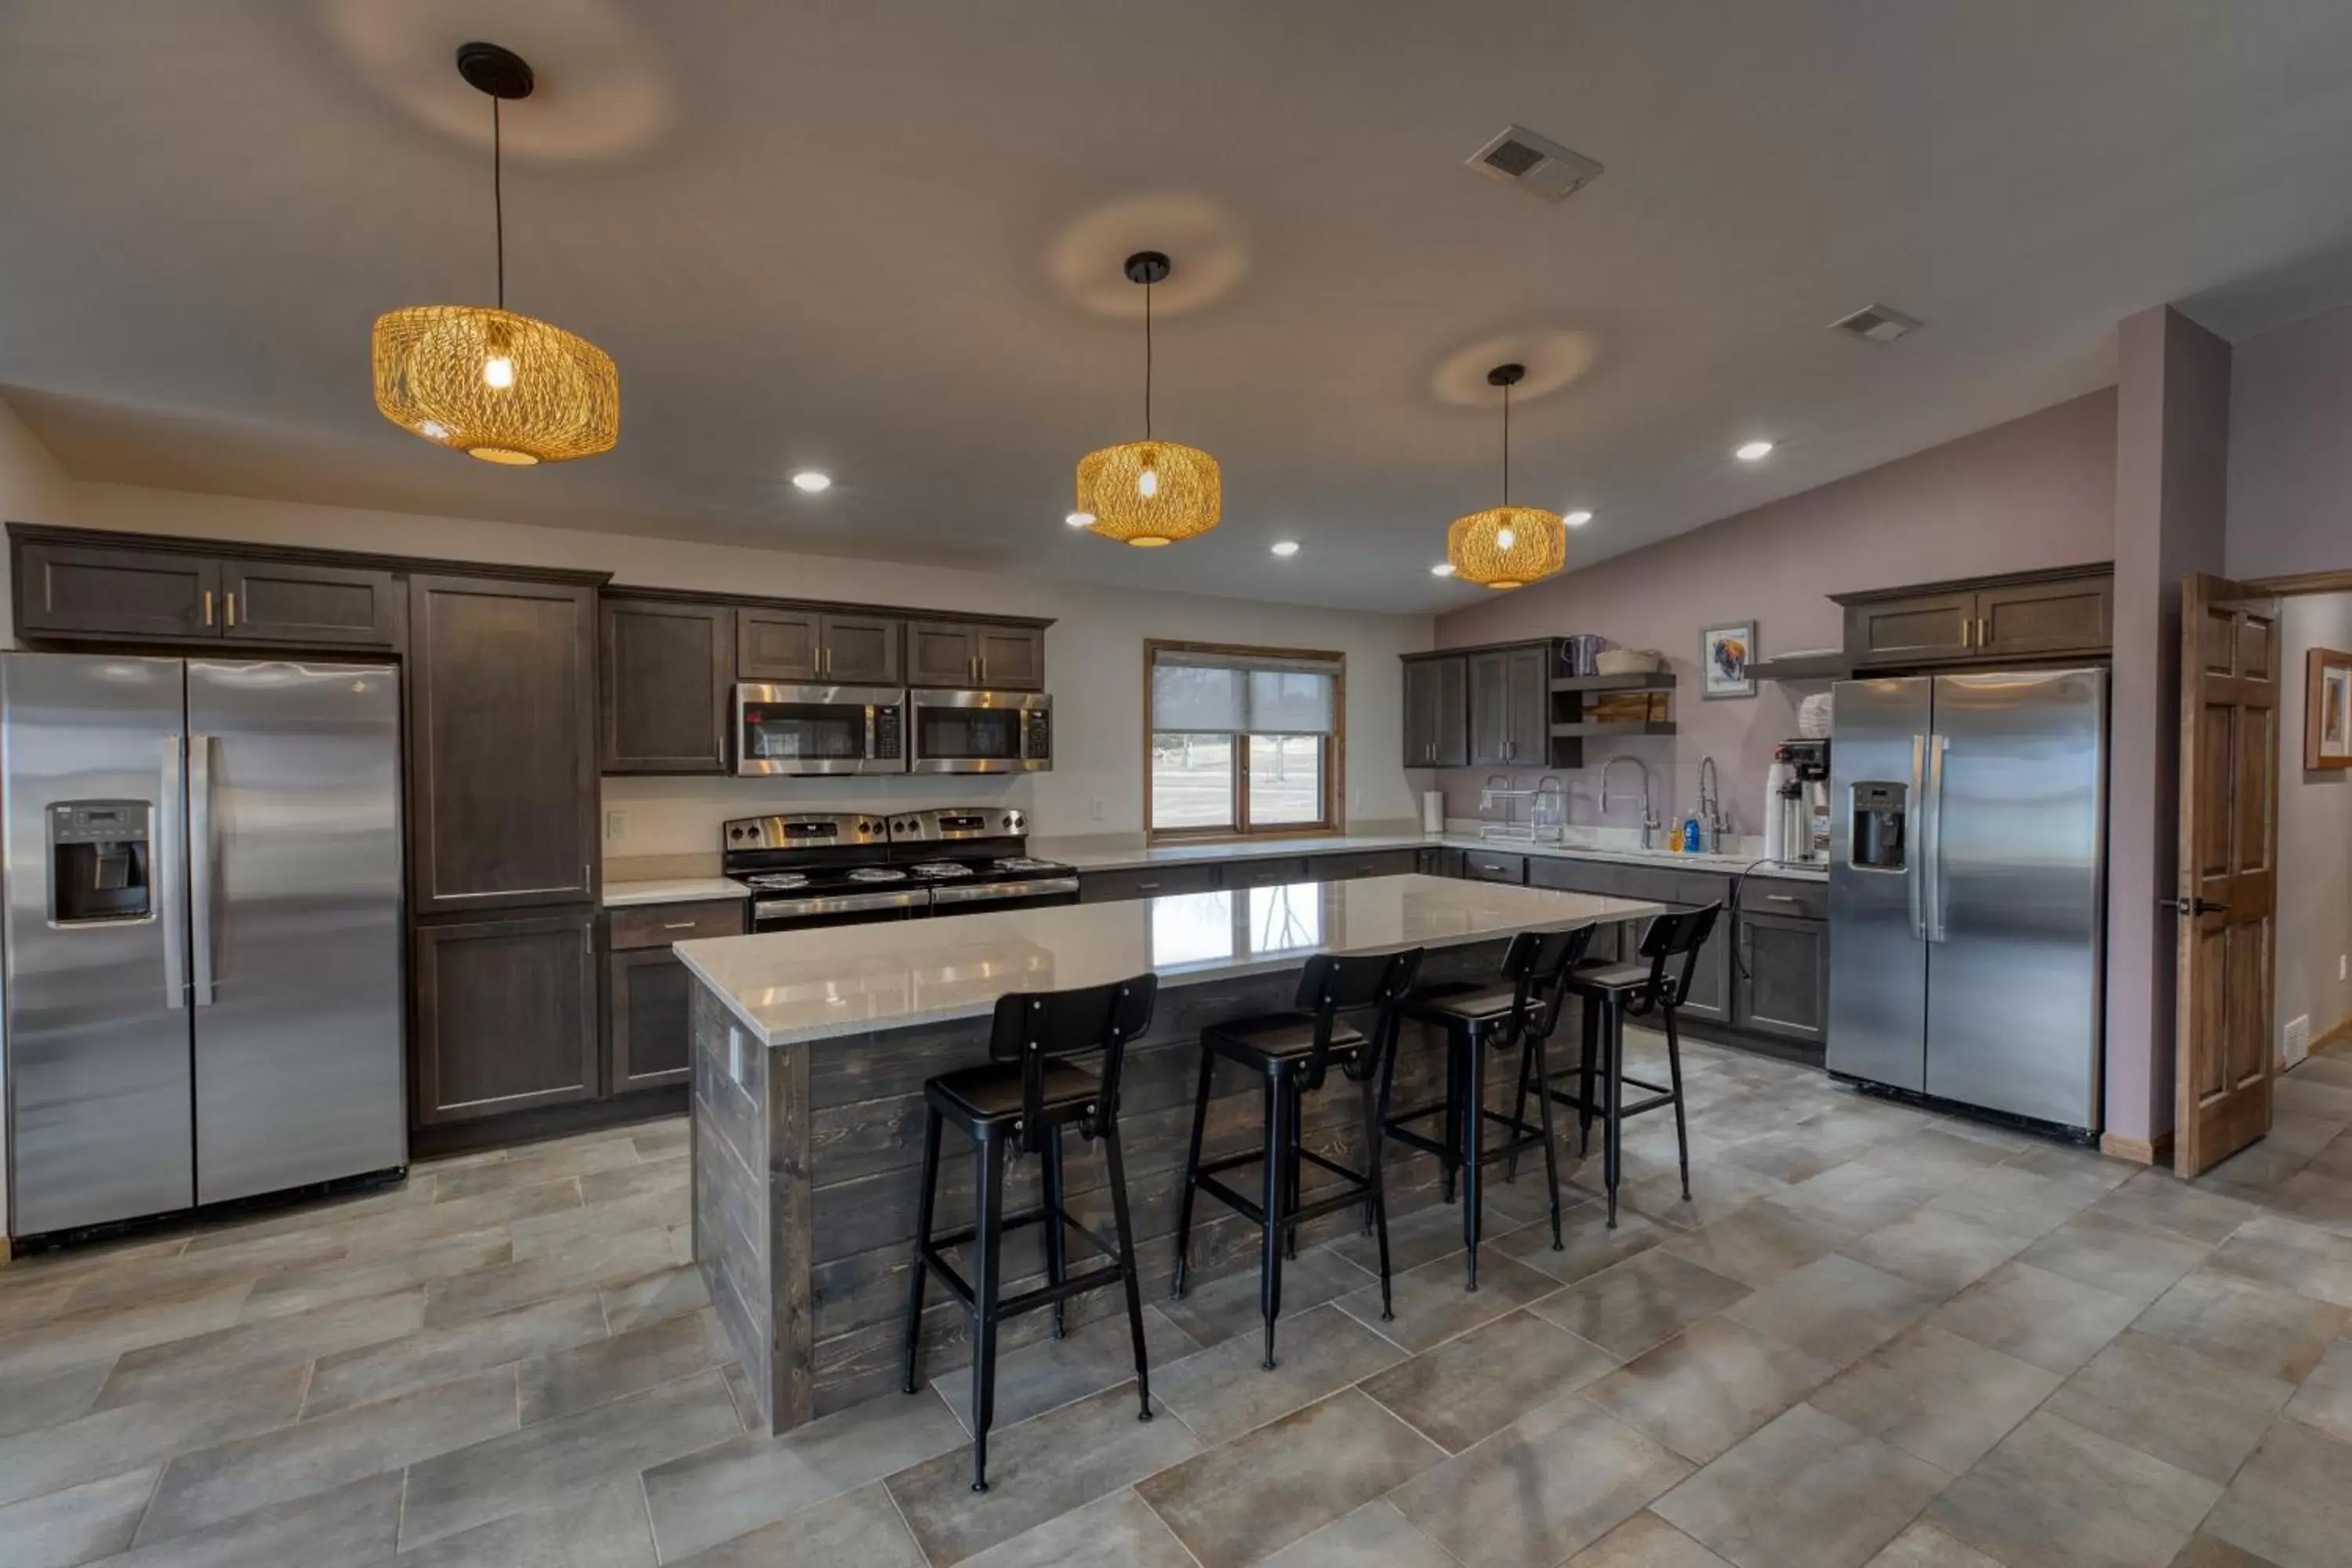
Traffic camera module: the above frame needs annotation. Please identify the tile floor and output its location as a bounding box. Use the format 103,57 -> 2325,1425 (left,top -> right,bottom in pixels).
3,1039 -> 2352,1566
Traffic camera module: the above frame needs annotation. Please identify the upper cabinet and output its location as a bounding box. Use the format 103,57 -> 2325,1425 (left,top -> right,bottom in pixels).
906,619 -> 1045,690
1839,565 -> 2112,670
737,608 -> 902,685
601,597 -> 734,774
13,537 -> 397,648
1466,642 -> 1556,768
408,573 -> 600,914
220,558 -> 400,646
1401,652 -> 1468,768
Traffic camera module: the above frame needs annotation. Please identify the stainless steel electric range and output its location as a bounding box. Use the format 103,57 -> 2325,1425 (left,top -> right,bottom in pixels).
720,808 -> 1080,933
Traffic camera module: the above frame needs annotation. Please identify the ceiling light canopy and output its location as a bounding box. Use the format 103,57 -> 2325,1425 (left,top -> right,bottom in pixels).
1446,364 -> 1566,591
1074,252 -> 1221,548
372,43 -> 618,466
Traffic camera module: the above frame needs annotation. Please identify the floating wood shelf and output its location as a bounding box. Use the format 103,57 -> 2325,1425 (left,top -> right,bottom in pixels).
1548,671 -> 1676,693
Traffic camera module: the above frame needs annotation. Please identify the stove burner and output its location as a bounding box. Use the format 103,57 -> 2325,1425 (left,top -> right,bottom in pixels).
845,866 -> 909,884
743,872 -> 810,891
909,862 -> 975,879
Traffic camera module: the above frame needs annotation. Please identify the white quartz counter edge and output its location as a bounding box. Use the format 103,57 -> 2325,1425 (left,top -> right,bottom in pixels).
603,877 -> 752,908
673,883 -> 1666,1049
1028,832 -> 1828,882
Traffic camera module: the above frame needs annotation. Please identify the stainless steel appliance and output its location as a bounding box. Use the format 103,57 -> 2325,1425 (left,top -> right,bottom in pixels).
722,808 -> 1076,931
907,689 -> 1051,775
1826,668 -> 2107,1132
1772,739 -> 1832,865
2,654 -> 405,1239
734,683 -> 906,776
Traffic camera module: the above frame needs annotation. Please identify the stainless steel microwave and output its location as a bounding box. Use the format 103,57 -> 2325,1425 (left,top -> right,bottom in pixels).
908,689 -> 1052,774
735,684 -> 907,775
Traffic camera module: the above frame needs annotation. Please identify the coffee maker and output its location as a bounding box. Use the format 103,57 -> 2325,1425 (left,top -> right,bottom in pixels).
1769,739 -> 1832,864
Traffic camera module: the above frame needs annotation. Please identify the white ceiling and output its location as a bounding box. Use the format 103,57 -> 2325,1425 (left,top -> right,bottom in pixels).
5,1 -> 2352,612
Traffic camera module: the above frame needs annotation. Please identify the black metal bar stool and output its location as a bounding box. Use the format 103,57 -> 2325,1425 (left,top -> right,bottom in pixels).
1169,947 -> 1422,1370
1519,905 -> 1721,1228
1384,925 -> 1595,1289
901,973 -> 1158,1493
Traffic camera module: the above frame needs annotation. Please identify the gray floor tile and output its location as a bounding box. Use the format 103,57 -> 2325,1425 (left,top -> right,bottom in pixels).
97,1288 -> 424,1409
2194,1141 -> 2316,1201
141,1365 -> 517,1542
955,1486 -> 1192,1568
2166,1530 -> 2288,1566
0,1358 -> 111,1440
2093,1167 -> 2264,1247
1809,1323 -> 2061,1474
1333,1245 -> 1561,1353
1925,1411 -> 2220,1568
1922,1165 -> 2110,1241
1619,1162 -> 1789,1234
669,1481 -> 925,1568
1927,1260 -> 2145,1375
1566,1511 -> 1736,1566
1585,1315 -> 1838,1465
1159,1247 -> 1370,1350
1359,1306 -> 1617,1453
932,1305 -> 1196,1433
1325,1196 -> 1530,1277
888,1381 -> 1203,1566
2044,1327 -> 2292,1484
1155,1300 -> 1403,1445
430,1137 -> 642,1202
0,1464 -> 158,1568
235,1229 -> 513,1323
1769,1160 -> 1943,1241
2281,1337 -> 2352,1443
1841,1207 -> 2032,1296
1535,1250 -> 1751,1360
1865,1521 -> 2004,1566
1653,1403 -> 1950,1568
0,1362 -> 307,1508
419,1226 -> 681,1329
2266,1167 -> 2352,1237
392,1475 -> 658,1568
1135,1388 -> 1442,1568
577,1155 -> 689,1208
719,1361 -> 760,1433
97,1472 -> 403,1568
1258,1498 -> 1459,1568
1727,1254 -> 1943,1369
598,1261 -> 710,1334
643,1385 -> 967,1563
2016,1209 -> 2214,1305
517,1305 -> 731,1425
2206,1214 -> 2352,1308
305,1291 -> 608,1418
0,1284 -> 252,1385
1388,1395 -> 1692,1568
1657,1201 -> 1849,1288
2199,1418 -> 2352,1568
1502,1205 -> 1668,1285
2132,1267 -> 2347,1383
398,1367 -> 740,1549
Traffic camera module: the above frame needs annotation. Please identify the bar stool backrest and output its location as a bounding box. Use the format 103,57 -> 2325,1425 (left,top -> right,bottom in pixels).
1627,903 -> 1723,1016
1497,924 -> 1598,1043
1292,947 -> 1424,1090
987,974 -> 1160,1151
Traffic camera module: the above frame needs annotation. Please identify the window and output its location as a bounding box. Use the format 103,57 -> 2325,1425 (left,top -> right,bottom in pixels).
1147,641 -> 1344,840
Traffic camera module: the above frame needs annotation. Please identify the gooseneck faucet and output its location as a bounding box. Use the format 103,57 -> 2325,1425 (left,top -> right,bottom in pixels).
1697,756 -> 1724,851
1599,753 -> 1660,849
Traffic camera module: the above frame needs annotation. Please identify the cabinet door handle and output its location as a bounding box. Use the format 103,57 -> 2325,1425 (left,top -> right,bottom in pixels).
224,591 -> 237,628
662,920 -> 698,931
1136,880 -> 1161,891
201,590 -> 215,627
1978,616 -> 1989,647
1765,893 -> 1796,903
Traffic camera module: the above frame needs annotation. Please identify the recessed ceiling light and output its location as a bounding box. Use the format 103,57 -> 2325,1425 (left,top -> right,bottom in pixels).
1431,562 -> 1457,577
790,470 -> 832,492
1563,509 -> 1593,528
1065,510 -> 1095,528
1270,540 -> 1301,557
1733,441 -> 1774,463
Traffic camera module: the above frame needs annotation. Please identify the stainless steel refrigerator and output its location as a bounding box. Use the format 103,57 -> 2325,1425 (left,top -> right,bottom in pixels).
1826,668 -> 2107,1132
2,654 -> 405,1239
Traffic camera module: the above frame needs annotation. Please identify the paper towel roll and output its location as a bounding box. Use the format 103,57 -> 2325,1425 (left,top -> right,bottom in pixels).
1422,790 -> 1445,833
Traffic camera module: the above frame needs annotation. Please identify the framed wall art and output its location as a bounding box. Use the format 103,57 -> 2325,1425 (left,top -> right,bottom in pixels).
2307,647 -> 2352,770
1700,620 -> 1756,699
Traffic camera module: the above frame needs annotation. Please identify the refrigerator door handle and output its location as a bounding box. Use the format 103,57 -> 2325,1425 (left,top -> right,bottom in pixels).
1907,734 -> 1926,940
189,731 -> 216,1005
159,735 -> 187,1009
1924,733 -> 1950,942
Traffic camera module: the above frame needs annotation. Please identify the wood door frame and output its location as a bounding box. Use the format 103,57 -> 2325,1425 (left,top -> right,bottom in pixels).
2171,572 -> 2284,1177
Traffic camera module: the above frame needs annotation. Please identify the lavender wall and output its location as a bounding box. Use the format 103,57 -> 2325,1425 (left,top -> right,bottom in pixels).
1426,389 -> 2118,837
2227,301 -> 2352,582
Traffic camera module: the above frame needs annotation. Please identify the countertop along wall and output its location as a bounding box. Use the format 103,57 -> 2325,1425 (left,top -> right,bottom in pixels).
1424,389 -> 2118,838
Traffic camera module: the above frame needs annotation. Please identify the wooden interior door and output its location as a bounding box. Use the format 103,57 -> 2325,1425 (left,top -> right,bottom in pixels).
2173,572 -> 2282,1176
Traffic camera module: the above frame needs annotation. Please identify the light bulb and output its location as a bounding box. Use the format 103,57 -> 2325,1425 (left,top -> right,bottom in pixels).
1495,527 -> 1517,550
1138,468 -> 1159,499
483,355 -> 516,389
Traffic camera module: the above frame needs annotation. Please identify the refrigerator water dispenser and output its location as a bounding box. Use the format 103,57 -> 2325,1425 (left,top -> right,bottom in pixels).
48,800 -> 152,924
1848,782 -> 1908,870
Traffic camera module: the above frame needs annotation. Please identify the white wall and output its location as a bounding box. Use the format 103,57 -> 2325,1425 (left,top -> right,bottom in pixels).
2277,593 -> 2352,1053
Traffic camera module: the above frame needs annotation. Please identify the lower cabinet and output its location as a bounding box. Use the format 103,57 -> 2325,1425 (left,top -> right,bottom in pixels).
1732,909 -> 1828,1046
414,907 -> 600,1124
1221,856 -> 1312,889
1079,863 -> 1224,903
1311,848 -> 1423,880
607,948 -> 695,1092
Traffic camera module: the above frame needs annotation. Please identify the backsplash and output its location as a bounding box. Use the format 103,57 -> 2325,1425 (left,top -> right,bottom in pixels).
601,773 -> 1037,858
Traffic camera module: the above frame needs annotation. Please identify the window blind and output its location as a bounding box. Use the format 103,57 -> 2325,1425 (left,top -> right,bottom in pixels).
1150,648 -> 1339,735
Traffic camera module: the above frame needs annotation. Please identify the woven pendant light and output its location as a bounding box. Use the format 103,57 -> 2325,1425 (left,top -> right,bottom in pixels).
372,43 -> 618,466
1074,252 -> 1220,546
1446,364 -> 1565,590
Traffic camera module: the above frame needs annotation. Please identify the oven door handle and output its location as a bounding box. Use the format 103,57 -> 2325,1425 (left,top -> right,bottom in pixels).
930,877 -> 1081,906
755,889 -> 928,920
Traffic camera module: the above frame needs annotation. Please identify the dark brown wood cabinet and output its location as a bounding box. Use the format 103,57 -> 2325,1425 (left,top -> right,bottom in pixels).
220,558 -> 398,647
1077,863 -> 1224,902
16,540 -> 220,639
739,609 -> 902,684
407,573 -> 600,914
1221,856 -> 1313,888
1732,908 -> 1828,1046
414,908 -> 600,1123
601,597 -> 734,774
906,619 -> 1045,689
1975,574 -> 2112,658
607,947 -> 696,1092
1841,566 -> 2113,669
1402,653 -> 1468,768
1466,642 -> 1556,768
819,614 -> 902,684
1845,589 -> 1978,665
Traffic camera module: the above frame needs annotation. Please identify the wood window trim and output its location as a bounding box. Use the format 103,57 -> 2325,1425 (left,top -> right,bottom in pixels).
1144,638 -> 1348,844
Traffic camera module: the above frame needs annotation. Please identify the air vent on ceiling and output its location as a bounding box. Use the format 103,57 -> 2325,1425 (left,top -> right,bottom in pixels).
1831,304 -> 1924,344
1466,125 -> 1602,202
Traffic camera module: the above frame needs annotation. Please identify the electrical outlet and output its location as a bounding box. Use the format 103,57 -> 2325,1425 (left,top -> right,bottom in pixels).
2340,953 -> 2347,983
604,810 -> 628,842
1090,797 -> 1105,821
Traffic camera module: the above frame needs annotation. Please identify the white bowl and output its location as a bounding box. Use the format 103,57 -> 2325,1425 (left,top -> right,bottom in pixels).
1594,649 -> 1664,675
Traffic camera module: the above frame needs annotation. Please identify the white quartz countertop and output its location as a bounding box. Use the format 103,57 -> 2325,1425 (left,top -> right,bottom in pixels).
602,877 -> 751,909
1027,831 -> 1827,882
673,873 -> 1663,1048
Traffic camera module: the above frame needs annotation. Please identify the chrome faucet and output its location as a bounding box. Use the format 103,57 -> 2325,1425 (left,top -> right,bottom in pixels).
1599,754 -> 1660,849
1697,756 -> 1725,851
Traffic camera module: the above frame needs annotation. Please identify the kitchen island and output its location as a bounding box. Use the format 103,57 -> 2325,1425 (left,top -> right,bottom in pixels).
677,873 -> 1660,1432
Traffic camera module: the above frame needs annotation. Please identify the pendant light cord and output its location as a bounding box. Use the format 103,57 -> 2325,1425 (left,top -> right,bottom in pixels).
1142,278 -> 1153,440
492,96 -> 506,310
1501,380 -> 1511,505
